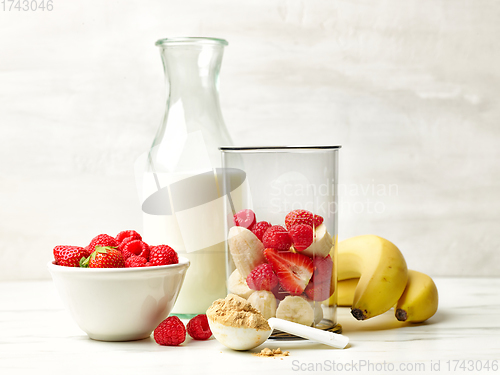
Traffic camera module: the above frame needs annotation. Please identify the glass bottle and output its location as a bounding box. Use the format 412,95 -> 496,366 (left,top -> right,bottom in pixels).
140,37 -> 233,317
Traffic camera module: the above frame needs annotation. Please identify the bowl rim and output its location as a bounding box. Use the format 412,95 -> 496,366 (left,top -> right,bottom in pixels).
47,256 -> 190,273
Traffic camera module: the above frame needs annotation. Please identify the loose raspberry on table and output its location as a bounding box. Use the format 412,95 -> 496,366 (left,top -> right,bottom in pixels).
122,240 -> 150,260
289,224 -> 313,251
262,225 -> 292,251
149,245 -> 178,266
154,316 -> 186,346
251,221 -> 272,242
186,314 -> 212,340
115,230 -> 142,245
246,263 -> 279,291
284,209 -> 313,230
125,255 -> 148,268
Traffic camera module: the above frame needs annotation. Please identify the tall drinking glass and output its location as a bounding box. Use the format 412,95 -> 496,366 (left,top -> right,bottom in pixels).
220,146 -> 342,337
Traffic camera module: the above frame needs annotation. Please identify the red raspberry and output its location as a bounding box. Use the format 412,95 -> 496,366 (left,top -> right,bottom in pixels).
246,263 -> 279,291
186,314 -> 212,340
53,245 -> 87,267
233,209 -> 257,230
86,234 -> 118,254
262,225 -> 292,251
285,209 -> 313,230
122,240 -> 150,260
154,316 -> 186,346
251,221 -> 272,242
115,230 -> 142,245
313,215 -> 324,227
149,245 -> 178,266
125,255 -> 148,268
289,224 -> 313,251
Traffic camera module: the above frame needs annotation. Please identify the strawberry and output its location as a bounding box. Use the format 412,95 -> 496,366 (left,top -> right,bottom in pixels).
246,263 -> 279,291
285,209 -> 313,230
125,255 -> 148,268
122,240 -> 150,260
264,248 -> 314,295
81,246 -> 125,268
262,225 -> 292,251
271,283 -> 291,301
313,215 -> 324,227
86,234 -> 118,254
304,255 -> 334,301
233,209 -> 257,230
251,221 -> 272,242
289,224 -> 313,251
186,314 -> 212,340
115,230 -> 142,245
53,245 -> 87,267
311,255 -> 333,285
154,316 -> 186,346
304,279 -> 334,301
149,245 -> 178,266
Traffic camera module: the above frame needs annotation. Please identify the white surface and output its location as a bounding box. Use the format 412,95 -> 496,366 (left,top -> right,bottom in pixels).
1,277 -> 499,374
1,0 -> 500,280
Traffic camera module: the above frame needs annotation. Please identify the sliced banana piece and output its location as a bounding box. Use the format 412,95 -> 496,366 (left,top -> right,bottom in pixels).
228,226 -> 266,278
247,290 -> 277,320
305,298 -> 324,324
227,269 -> 254,299
276,295 -> 314,326
300,224 -> 333,258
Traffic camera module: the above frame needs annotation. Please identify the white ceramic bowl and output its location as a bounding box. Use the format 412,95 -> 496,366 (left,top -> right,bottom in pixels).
47,257 -> 189,341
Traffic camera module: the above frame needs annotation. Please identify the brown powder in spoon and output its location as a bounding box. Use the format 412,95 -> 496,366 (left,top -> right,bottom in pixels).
207,294 -> 271,331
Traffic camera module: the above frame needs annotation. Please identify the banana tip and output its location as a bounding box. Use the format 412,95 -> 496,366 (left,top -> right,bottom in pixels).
395,309 -> 407,321
351,308 -> 366,321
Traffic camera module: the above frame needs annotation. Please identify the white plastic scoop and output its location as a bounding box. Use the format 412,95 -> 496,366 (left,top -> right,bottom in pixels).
208,316 -> 349,351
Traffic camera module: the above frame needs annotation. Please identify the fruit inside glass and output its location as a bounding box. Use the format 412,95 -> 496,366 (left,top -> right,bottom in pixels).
219,146 -> 342,338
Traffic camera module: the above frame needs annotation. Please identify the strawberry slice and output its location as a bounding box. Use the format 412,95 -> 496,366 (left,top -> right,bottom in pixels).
264,248 -> 314,295
233,209 -> 257,230
311,255 -> 333,285
304,278 -> 334,301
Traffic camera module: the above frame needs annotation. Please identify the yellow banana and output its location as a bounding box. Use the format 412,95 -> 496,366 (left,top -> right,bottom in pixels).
338,235 -> 408,320
336,271 -> 438,324
337,278 -> 359,307
395,270 -> 438,323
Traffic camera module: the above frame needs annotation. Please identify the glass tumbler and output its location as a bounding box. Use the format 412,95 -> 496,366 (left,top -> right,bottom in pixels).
220,146 -> 342,337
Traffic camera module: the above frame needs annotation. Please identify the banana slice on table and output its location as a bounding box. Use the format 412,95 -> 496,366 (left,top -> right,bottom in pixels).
276,295 -> 314,326
247,290 -> 277,320
227,269 -> 255,299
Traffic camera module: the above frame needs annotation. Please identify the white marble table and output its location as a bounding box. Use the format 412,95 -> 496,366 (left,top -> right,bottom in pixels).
1,278 -> 499,375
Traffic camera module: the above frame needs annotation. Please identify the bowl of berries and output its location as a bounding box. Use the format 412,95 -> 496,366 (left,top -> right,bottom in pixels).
47,230 -> 190,342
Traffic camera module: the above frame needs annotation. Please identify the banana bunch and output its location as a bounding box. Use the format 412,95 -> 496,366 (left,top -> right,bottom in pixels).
331,235 -> 438,323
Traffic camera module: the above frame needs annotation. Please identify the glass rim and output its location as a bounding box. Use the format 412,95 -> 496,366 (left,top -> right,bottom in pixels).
219,145 -> 342,152
155,37 -> 228,47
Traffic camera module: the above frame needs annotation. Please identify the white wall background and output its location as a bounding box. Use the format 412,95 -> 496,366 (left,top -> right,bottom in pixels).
1,0 -> 499,280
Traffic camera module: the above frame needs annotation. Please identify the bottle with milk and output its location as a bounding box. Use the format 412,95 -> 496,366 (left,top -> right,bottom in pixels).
139,37 -> 233,317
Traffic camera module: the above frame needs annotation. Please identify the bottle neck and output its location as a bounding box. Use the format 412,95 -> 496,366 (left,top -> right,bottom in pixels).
160,45 -> 224,125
